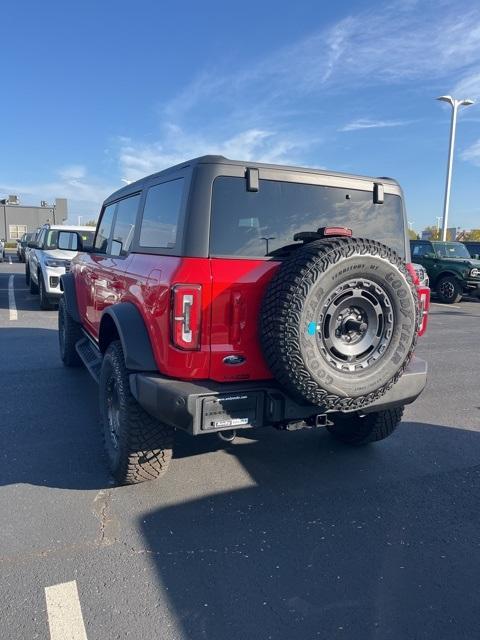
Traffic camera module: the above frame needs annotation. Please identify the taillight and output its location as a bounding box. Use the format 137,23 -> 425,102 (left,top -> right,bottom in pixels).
417,285 -> 430,337
406,263 -> 430,336
171,285 -> 202,350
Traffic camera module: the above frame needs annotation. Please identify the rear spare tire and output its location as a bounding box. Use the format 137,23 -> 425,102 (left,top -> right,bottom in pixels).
260,237 -> 419,411
326,407 -> 404,445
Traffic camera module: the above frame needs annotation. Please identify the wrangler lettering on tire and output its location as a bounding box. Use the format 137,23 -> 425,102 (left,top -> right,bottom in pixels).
260,237 -> 420,410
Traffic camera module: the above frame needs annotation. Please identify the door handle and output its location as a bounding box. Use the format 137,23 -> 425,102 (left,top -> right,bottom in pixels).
110,278 -> 123,290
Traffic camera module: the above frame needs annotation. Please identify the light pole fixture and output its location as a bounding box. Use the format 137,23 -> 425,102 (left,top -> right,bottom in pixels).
436,95 -> 474,241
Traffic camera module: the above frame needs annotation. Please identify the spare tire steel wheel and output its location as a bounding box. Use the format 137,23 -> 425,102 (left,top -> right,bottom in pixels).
260,238 -> 420,411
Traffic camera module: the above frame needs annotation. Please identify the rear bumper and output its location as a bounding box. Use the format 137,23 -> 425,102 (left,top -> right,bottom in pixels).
129,357 -> 427,435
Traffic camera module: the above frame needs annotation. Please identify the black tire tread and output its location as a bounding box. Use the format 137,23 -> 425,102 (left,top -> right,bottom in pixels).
260,237 -> 419,411
29,272 -> 38,294
100,341 -> 173,485
326,406 -> 404,445
39,273 -> 55,310
436,275 -> 462,304
58,297 -> 82,367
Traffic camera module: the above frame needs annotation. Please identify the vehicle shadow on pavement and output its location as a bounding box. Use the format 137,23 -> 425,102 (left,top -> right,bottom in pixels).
140,423 -> 480,640
0,327 -> 110,490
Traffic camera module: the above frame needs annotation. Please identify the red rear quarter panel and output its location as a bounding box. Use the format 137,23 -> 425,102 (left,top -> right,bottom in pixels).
121,255 -> 212,379
78,253 -> 280,382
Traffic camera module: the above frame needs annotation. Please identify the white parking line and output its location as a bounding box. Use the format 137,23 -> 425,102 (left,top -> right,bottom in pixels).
8,275 -> 17,320
45,580 -> 88,640
8,255 -> 12,264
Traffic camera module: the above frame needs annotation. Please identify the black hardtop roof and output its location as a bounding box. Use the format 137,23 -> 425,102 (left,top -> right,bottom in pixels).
105,155 -> 401,205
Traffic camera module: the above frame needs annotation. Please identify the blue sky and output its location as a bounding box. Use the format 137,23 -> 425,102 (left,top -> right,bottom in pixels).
2,0 -> 480,231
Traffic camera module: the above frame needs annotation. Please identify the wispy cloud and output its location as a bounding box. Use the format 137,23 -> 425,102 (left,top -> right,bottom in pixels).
0,165 -> 115,217
461,139 -> 480,166
6,0 -> 480,216
118,125 -> 315,182
340,119 -> 411,132
453,71 -> 480,101
165,1 -> 480,122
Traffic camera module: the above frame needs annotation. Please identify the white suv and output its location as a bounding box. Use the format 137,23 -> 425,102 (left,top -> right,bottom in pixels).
27,224 -> 95,309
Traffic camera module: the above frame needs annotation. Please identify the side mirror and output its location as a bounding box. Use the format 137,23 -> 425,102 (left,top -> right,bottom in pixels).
57,230 -> 83,252
27,241 -> 37,248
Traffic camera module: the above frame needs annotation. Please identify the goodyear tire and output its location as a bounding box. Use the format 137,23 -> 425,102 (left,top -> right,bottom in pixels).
260,238 -> 419,410
326,406 -> 404,445
99,341 -> 174,485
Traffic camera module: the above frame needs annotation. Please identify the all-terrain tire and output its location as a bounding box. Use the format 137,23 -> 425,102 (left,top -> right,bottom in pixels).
326,406 -> 404,445
260,237 -> 419,411
436,275 -> 462,304
58,297 -> 82,366
99,341 -> 174,485
39,273 -> 56,310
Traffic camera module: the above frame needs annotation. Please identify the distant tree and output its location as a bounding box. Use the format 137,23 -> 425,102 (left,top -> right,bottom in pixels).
84,219 -> 97,227
422,225 -> 441,240
462,229 -> 480,241
408,229 -> 419,240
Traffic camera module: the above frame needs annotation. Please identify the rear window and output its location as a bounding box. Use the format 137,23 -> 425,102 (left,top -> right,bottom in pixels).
210,177 -> 406,258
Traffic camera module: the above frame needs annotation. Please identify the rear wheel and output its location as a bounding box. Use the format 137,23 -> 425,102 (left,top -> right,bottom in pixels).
58,297 -> 82,366
99,341 -> 174,484
326,406 -> 404,445
436,275 -> 462,304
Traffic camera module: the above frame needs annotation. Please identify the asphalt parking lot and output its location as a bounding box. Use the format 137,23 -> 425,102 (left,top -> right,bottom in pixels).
1,253 -> 480,640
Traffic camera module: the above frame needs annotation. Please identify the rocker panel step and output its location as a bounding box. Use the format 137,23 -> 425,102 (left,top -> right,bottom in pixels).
76,337 -> 102,383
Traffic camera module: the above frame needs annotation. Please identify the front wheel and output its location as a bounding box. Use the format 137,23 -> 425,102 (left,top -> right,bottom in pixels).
326,406 -> 404,445
99,341 -> 174,484
29,272 -> 39,294
436,275 -> 462,304
39,273 -> 55,310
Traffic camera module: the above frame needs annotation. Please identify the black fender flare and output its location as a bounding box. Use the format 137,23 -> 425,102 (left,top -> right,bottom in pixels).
433,270 -> 464,288
100,303 -> 158,372
59,272 -> 81,323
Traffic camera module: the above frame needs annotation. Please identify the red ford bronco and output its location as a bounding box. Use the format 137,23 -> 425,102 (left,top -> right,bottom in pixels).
58,156 -> 429,484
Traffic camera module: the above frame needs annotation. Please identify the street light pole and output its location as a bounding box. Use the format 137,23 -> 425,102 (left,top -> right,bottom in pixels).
436,95 -> 474,241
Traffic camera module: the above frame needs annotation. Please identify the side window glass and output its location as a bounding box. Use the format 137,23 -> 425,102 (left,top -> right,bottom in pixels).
94,204 -> 116,254
413,244 -> 431,258
139,179 -> 184,249
110,194 -> 140,257
36,229 -> 46,248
